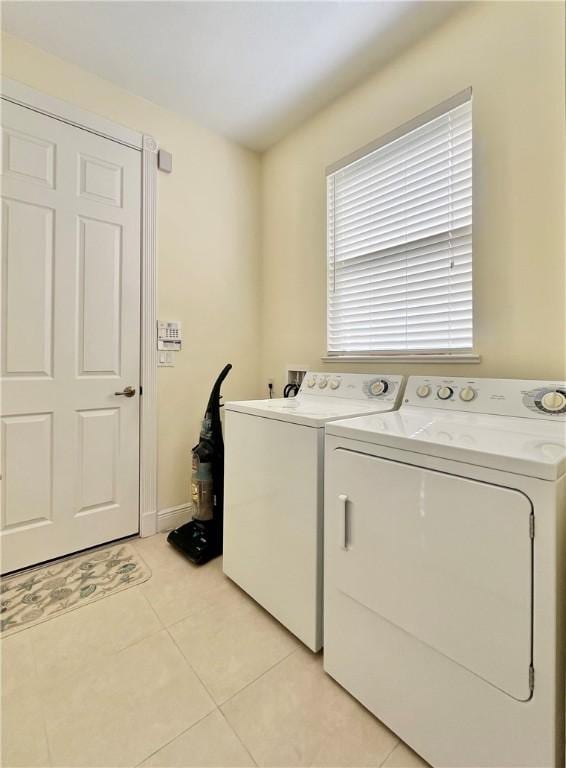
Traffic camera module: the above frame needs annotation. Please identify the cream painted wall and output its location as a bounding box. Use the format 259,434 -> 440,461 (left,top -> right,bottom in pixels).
260,1 -> 566,394
1,33 -> 262,511
2,1 -> 565,509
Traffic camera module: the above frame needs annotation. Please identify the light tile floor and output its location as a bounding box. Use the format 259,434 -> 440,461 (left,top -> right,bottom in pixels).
0,533 -> 429,768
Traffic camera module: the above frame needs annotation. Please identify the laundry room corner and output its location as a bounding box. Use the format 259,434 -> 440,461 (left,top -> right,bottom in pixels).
0,31 -> 264,519
1,2 -> 565,765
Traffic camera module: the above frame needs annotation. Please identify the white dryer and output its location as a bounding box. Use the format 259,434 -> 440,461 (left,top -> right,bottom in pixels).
223,372 -> 404,651
324,376 -> 566,767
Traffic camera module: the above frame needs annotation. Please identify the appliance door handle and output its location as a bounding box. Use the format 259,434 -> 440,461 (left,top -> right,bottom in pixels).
338,494 -> 349,550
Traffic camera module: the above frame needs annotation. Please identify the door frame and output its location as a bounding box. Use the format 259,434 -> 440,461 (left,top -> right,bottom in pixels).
1,77 -> 159,538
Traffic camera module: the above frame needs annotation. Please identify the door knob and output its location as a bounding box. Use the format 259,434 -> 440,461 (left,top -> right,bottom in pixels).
114,386 -> 136,398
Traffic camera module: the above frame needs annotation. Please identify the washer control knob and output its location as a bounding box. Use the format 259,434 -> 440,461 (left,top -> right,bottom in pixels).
318,377 -> 328,389
307,377 -> 316,388
437,386 -> 454,401
459,387 -> 476,402
329,379 -> 341,390
369,379 -> 388,396
416,384 -> 431,398
541,390 -> 566,412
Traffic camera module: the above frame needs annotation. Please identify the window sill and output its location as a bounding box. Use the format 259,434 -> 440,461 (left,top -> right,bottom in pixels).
321,353 -> 481,364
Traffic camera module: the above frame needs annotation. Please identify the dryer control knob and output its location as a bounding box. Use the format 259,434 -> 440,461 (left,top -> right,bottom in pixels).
307,377 -> 316,388
416,384 -> 431,398
541,390 -> 566,412
329,379 -> 341,390
318,378 -> 328,389
459,387 -> 476,402
369,379 -> 388,396
437,386 -> 454,401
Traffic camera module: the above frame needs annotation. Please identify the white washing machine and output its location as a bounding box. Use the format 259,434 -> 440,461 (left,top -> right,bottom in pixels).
223,372 -> 405,651
324,376 -> 566,768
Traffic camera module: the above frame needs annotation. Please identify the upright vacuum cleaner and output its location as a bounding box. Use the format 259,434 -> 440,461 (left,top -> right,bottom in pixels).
167,363 -> 232,565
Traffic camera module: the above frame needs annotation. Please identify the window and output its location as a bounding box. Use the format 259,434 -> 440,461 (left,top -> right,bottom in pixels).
326,90 -> 472,356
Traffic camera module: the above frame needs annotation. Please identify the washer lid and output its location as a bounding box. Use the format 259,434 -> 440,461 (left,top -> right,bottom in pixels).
326,406 -> 566,480
225,396 -> 399,428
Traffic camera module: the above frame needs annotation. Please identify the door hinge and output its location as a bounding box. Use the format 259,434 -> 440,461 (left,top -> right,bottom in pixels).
529,665 -> 535,691
529,514 -> 535,539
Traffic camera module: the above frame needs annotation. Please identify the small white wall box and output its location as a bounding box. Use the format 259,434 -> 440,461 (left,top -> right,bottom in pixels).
286,367 -> 307,387
157,320 -> 182,351
158,149 -> 173,173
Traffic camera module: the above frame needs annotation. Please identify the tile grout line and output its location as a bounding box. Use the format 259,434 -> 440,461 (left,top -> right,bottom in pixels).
9,534 -> 399,768
162,591 -> 229,635
137,581 -> 169,630
27,537 -> 283,766
219,646 -> 300,709
165,620 -> 218,705
149,548 -> 297,767
132,707 -> 219,768
21,586 -> 167,768
26,628 -> 55,768
140,623 -> 227,765
167,612 -> 300,712
149,556 -> 301,712
34,588 -> 216,768
217,705 -> 259,767
131,583 -> 223,767
28,587 -> 164,696
22,589 -> 228,768
160,574 -> 254,634
138,569 -> 228,765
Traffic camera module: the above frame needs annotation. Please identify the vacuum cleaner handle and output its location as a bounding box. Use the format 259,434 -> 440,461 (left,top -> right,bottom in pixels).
214,363 -> 232,391
205,363 -> 232,415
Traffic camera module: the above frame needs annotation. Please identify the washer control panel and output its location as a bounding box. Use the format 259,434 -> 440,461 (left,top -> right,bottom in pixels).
529,387 -> 566,415
405,376 -> 566,420
299,372 -> 405,403
368,378 -> 389,397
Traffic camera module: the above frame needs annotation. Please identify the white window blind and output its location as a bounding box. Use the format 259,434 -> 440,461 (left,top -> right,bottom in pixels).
327,92 -> 472,356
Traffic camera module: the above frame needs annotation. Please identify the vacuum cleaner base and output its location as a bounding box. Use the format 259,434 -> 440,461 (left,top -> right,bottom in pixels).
167,520 -> 222,566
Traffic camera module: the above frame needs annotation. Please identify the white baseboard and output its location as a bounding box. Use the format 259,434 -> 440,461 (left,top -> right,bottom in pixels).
157,502 -> 193,533
140,508 -> 157,538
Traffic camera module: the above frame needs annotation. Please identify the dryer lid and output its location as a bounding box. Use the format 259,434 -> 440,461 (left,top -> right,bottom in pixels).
326,406 -> 566,480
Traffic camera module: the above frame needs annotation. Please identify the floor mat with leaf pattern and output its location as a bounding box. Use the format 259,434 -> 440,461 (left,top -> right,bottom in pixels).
0,542 -> 151,636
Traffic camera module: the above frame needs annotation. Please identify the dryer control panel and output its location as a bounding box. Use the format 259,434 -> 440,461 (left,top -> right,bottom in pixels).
300,372 -> 404,405
404,376 -> 566,421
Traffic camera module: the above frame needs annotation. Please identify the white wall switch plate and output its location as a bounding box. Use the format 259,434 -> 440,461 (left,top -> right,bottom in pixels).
158,351 -> 175,367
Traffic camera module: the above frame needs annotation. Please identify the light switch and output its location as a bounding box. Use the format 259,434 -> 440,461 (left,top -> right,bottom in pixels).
158,351 -> 175,367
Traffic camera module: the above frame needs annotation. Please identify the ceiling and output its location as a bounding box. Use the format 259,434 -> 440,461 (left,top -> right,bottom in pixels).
2,1 -> 461,151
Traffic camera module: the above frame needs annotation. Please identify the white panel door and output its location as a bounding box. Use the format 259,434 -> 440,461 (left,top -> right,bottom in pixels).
1,100 -> 141,573
327,448 -> 533,701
